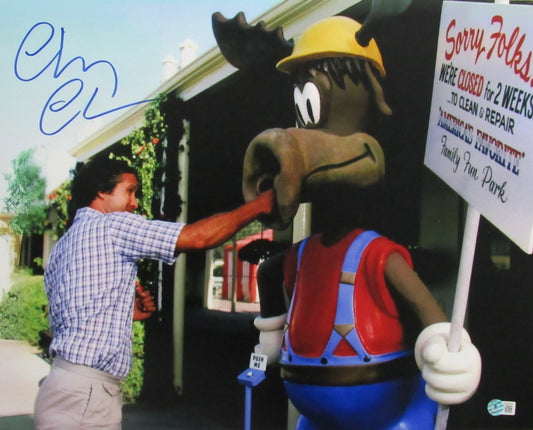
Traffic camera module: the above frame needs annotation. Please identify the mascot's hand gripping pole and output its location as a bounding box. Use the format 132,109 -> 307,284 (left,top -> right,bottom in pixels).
415,205 -> 482,430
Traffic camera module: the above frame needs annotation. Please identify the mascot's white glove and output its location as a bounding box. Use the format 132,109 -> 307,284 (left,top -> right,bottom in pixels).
415,322 -> 481,405
253,313 -> 287,365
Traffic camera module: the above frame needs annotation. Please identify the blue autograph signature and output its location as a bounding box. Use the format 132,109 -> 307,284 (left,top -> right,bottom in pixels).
14,21 -> 155,136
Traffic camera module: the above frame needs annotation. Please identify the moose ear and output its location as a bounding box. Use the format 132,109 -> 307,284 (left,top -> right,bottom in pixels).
356,0 -> 412,46
365,62 -> 392,116
212,11 -> 293,71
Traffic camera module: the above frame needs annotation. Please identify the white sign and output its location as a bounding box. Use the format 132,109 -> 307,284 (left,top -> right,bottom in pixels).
424,1 -> 533,253
249,353 -> 267,372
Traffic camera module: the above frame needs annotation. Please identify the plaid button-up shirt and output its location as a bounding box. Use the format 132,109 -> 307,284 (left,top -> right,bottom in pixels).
45,207 -> 183,378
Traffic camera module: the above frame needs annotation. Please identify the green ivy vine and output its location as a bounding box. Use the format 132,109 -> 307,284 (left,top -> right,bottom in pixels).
47,179 -> 72,240
110,93 -> 168,219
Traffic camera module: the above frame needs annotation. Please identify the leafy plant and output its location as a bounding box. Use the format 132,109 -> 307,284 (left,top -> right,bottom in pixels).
0,273 -> 48,345
110,94 -> 167,218
3,148 -> 48,235
47,179 -> 72,240
121,321 -> 145,404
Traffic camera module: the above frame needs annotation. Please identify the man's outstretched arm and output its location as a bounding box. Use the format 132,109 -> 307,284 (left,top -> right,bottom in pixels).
175,190 -> 275,252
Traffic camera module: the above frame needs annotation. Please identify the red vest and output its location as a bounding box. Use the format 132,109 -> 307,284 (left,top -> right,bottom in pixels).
283,229 -> 413,359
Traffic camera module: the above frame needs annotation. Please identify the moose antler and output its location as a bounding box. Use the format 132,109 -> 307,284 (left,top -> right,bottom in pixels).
356,0 -> 412,46
212,11 -> 293,71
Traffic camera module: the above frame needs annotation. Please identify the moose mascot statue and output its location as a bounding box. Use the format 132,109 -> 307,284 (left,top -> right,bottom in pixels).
213,2 -> 481,428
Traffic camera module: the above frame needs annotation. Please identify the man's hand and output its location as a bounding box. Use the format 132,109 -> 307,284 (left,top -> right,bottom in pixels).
133,283 -> 156,321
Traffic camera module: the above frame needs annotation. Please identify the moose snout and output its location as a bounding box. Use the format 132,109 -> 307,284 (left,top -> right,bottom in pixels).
242,127 -> 385,229
243,128 -> 305,229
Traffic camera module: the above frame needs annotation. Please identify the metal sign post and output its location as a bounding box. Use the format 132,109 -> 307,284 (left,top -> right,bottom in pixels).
237,353 -> 267,430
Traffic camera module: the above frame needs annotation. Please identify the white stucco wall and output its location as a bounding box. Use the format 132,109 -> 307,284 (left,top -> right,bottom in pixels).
0,219 -> 17,296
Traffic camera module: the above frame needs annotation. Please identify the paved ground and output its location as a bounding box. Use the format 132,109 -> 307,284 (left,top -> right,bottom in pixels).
0,340 -> 50,428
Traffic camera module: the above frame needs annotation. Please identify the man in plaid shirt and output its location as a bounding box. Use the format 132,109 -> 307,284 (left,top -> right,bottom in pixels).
34,156 -> 274,429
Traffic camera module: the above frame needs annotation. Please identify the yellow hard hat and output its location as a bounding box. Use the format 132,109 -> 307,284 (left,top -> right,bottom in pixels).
276,16 -> 386,77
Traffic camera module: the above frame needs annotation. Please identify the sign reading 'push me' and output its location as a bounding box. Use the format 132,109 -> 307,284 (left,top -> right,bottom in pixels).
424,1 -> 533,253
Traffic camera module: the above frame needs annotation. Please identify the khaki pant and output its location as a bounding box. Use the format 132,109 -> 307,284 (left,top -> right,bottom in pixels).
34,357 -> 122,429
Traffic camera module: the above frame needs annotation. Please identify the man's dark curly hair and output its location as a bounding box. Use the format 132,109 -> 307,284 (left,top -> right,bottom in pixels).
68,154 -> 138,218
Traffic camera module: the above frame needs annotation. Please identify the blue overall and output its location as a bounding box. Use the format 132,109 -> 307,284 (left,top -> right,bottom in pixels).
281,231 -> 437,430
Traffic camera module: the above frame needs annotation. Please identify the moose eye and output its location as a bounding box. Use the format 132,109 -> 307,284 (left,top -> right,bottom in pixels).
293,82 -> 321,129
